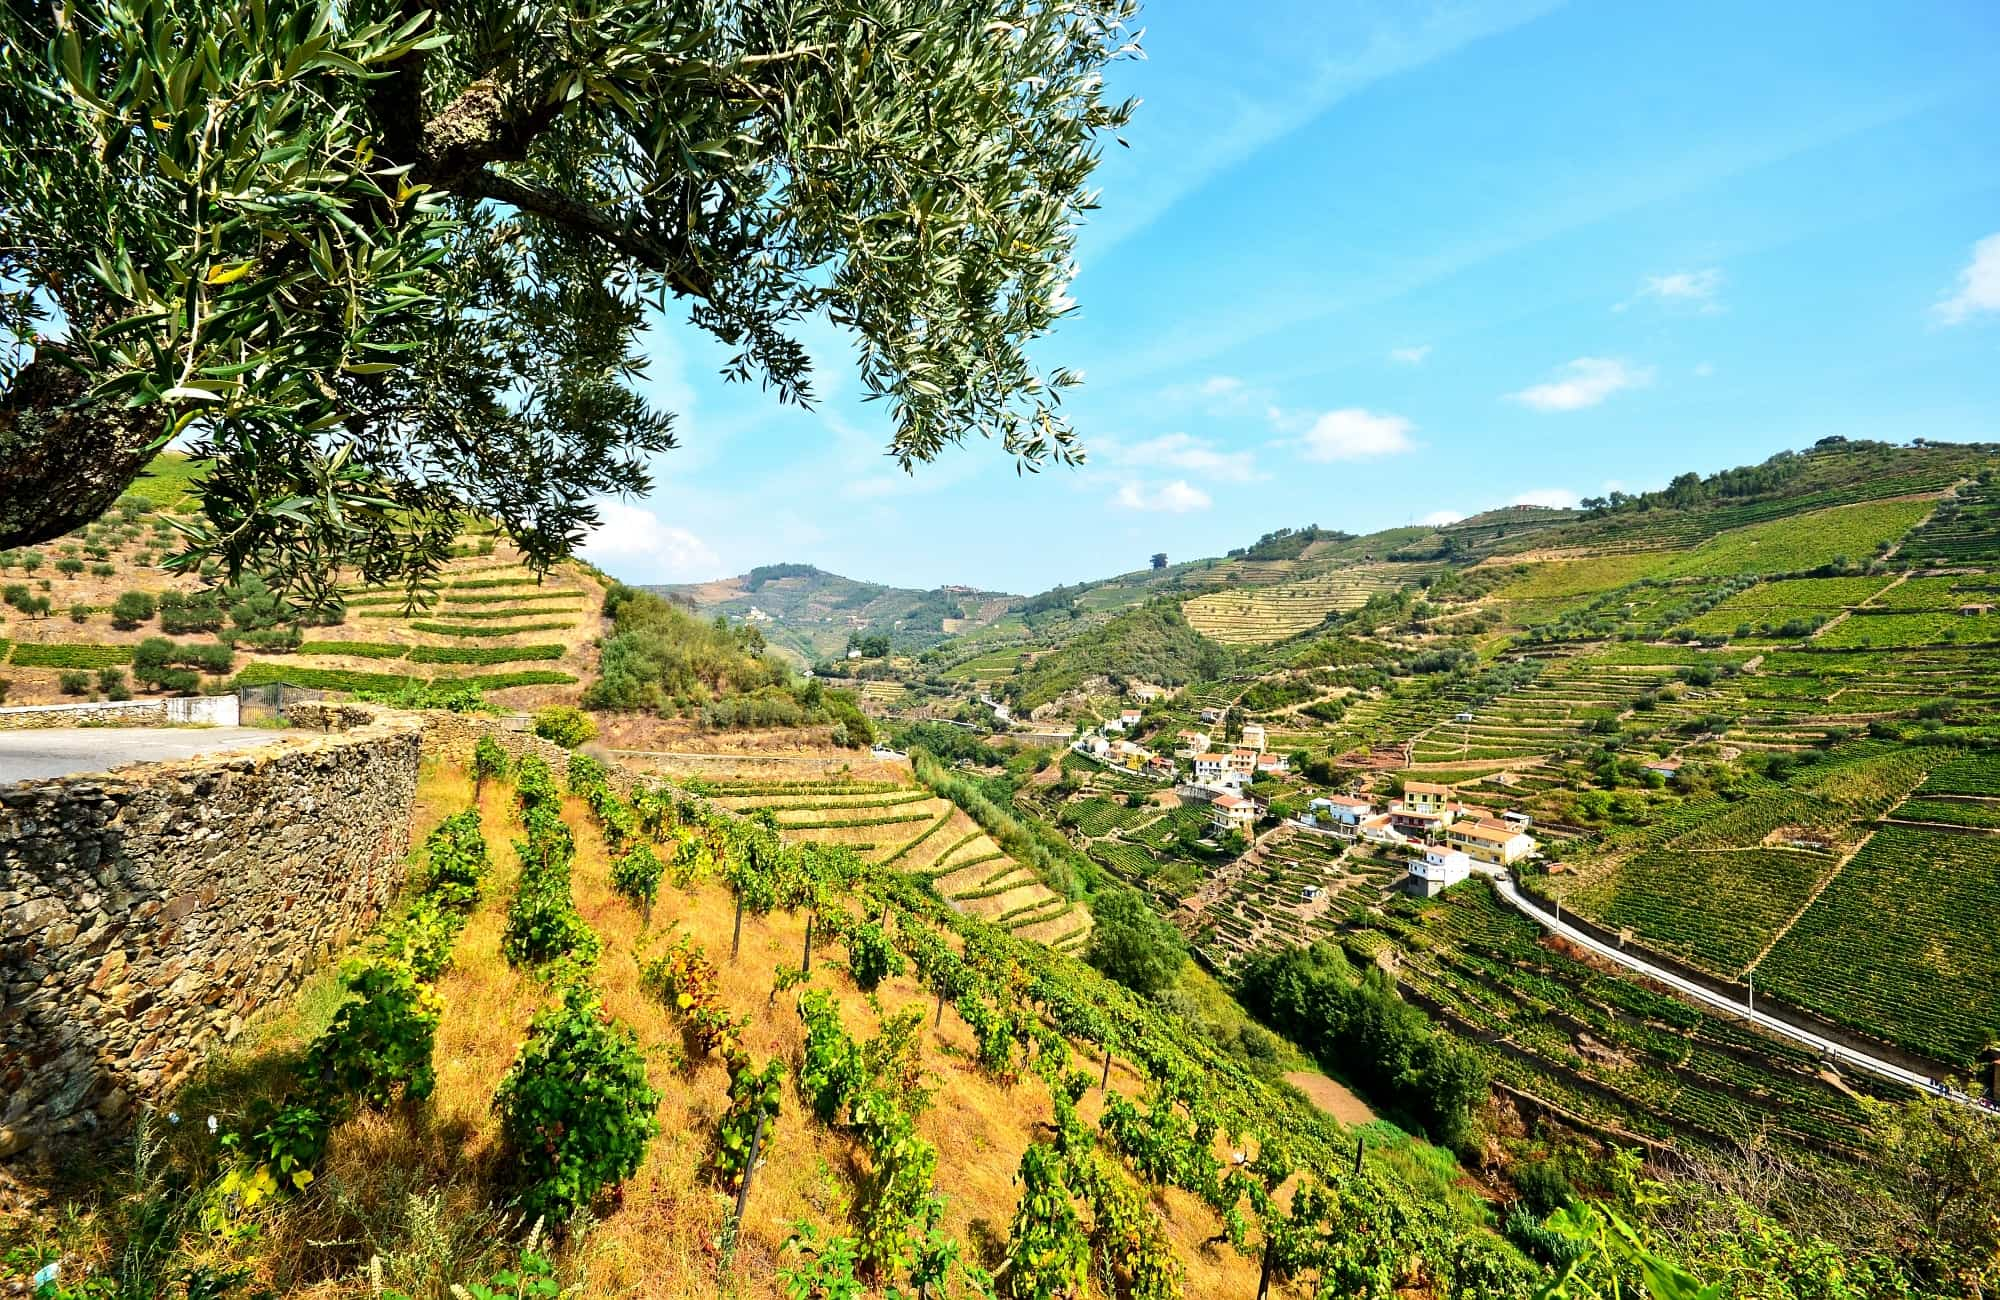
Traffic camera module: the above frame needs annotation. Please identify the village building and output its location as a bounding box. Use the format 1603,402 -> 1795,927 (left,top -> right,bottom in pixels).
1129,682 -> 1165,702
1227,746 -> 1259,775
1240,722 -> 1267,751
1407,845 -> 1473,897
1402,781 -> 1451,815
1174,729 -> 1212,758
1643,757 -> 1682,779
1444,819 -> 1536,867
1306,794 -> 1374,837
1192,752 -> 1232,782
1210,792 -> 1258,836
1105,708 -> 1144,733
1256,752 -> 1290,775
1198,706 -> 1226,725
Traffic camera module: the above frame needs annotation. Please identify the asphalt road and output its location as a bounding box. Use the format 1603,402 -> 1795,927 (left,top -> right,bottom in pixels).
0,727 -> 285,783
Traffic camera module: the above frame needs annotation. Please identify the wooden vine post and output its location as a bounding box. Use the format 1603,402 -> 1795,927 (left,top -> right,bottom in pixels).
729,1112 -> 767,1243
1100,1040 -> 1113,1093
1255,1234 -> 1276,1300
731,893 -> 744,961
801,912 -> 814,975
1354,1134 -> 1365,1175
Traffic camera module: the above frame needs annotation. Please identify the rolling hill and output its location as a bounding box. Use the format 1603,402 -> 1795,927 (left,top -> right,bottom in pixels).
652,564 -> 1019,662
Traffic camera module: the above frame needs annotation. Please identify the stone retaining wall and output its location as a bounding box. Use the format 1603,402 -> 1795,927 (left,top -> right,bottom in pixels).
0,713 -> 421,1157
0,695 -> 240,730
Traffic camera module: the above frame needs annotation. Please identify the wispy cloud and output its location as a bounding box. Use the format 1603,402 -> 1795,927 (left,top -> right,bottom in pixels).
581,498 -> 719,579
1111,480 -> 1212,513
1509,357 -> 1653,412
1099,432 -> 1261,483
1389,345 -> 1433,365
1420,509 -> 1463,526
1514,487 -> 1579,509
1082,1 -> 1569,253
1618,268 -> 1724,313
1298,409 -> 1416,461
1936,232 -> 2000,325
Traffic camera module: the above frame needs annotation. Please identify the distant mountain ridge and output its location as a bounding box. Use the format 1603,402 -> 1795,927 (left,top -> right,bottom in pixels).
648,564 -> 1019,662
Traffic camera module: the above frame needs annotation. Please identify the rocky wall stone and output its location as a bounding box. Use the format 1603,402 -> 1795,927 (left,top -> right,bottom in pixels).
0,714 -> 422,1158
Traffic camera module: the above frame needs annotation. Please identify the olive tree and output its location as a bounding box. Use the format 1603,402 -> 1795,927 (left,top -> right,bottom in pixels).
0,0 -> 1139,609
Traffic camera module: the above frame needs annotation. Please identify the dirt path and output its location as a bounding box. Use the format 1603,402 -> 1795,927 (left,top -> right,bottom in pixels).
1283,1071 -> 1377,1125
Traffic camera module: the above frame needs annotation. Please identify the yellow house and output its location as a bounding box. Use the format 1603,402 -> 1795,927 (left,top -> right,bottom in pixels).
1403,781 -> 1451,816
1445,819 -> 1535,866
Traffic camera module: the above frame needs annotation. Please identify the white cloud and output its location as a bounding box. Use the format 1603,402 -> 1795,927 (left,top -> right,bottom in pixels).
580,498 -> 719,579
1509,358 -> 1654,412
1199,375 -> 1244,397
1692,362 -> 1715,378
1389,345 -> 1432,365
1620,268 -> 1724,313
1936,232 -> 2000,324
1111,480 -> 1212,513
1514,487 -> 1579,509
1298,408 -> 1416,461
1102,432 -> 1260,483
1420,509 -> 1463,526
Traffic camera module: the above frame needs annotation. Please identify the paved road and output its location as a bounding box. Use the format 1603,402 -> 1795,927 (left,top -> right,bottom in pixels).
0,727 -> 285,783
1489,875 -> 1988,1111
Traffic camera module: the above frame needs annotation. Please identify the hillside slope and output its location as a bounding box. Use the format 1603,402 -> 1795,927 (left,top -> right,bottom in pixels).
653,564 -> 1018,662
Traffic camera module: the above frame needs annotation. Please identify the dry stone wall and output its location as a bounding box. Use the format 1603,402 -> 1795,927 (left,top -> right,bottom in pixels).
0,713 -> 421,1157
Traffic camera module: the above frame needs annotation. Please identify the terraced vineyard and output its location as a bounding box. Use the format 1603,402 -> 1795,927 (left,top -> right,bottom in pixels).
1756,824 -> 2000,1067
1567,746 -> 1939,977
686,771 -> 1093,953
1361,884 -> 1916,1163
1187,830 -> 1404,969
1183,565 -> 1416,644
1897,476 -> 2000,564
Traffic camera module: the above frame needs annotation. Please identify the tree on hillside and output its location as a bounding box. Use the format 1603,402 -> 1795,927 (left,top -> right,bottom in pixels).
1085,887 -> 1185,998
0,0 -> 1140,610
1150,552 -> 1167,569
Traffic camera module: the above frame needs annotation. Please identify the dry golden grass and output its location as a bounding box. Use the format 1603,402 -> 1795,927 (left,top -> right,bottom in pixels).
17,757 -> 1236,1297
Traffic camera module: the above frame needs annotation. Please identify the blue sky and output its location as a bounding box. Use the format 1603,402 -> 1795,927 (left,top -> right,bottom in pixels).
582,0 -> 2000,595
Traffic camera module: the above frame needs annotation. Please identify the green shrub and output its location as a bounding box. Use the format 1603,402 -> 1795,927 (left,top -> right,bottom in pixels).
533,705 -> 595,750
158,589 -> 225,634
421,809 -> 490,910
67,600 -> 89,622
110,590 -> 157,629
473,734 -> 511,788
301,959 -> 442,1108
496,981 -> 660,1222
373,898 -> 466,983
97,668 -> 130,701
845,921 -> 904,993
58,669 -> 91,695
610,843 -> 665,914
56,557 -> 84,576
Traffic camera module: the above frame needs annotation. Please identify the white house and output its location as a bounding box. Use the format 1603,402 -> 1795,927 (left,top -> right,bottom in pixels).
1192,752 -> 1232,783
1210,793 -> 1258,836
1407,845 -> 1472,897
1240,722 -> 1267,752
1227,746 -> 1259,775
1174,729 -> 1212,758
1256,752 -> 1290,776
1307,794 -> 1374,836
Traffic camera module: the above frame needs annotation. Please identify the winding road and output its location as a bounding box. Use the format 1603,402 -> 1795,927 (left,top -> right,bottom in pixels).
1487,874 -> 1988,1111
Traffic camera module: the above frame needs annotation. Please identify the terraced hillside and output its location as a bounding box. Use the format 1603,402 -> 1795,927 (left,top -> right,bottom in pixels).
0,455 -> 600,707
654,564 -> 1018,661
1183,565 -> 1421,644
671,768 -> 1094,954
29,741 -> 1566,1299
